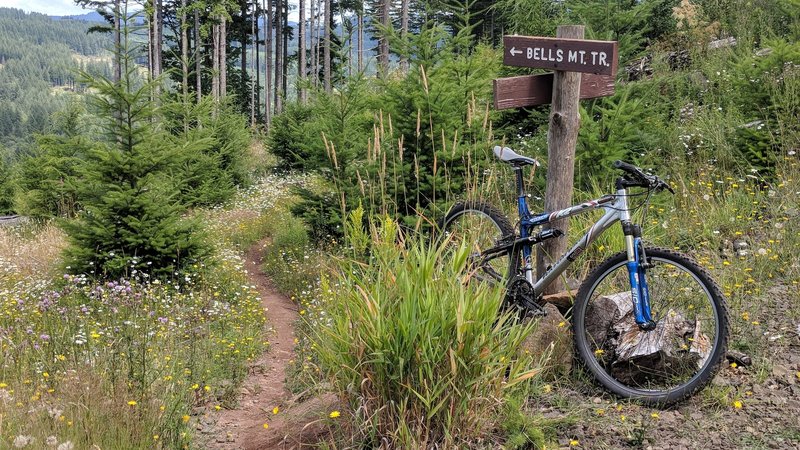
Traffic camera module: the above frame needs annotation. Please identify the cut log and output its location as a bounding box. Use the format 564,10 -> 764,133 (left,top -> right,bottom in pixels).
541,289 -> 576,309
585,292 -> 712,386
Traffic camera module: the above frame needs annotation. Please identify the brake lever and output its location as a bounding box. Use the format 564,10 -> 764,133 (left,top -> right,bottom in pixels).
654,178 -> 675,194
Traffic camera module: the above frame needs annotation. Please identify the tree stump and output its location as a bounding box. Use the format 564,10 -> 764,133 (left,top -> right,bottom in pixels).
585,292 -> 711,385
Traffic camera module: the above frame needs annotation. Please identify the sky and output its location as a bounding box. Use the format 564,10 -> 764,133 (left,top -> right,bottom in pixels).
0,0 -> 300,21
0,0 -> 91,16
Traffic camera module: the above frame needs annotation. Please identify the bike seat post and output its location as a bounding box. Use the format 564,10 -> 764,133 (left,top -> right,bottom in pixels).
513,166 -> 528,218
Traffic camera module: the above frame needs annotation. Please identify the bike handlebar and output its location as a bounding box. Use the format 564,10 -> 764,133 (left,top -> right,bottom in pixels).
612,160 -> 675,194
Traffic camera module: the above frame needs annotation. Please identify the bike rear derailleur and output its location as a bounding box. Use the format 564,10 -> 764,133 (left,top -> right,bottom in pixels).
504,276 -> 546,318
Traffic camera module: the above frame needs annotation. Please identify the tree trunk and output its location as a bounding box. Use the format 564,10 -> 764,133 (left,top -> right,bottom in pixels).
155,0 -> 162,79
314,0 -> 322,86
323,0 -> 331,91
536,25 -> 584,295
212,22 -> 220,101
282,1 -> 288,96
265,0 -> 272,126
195,8 -> 202,102
181,0 -> 189,97
241,0 -> 248,103
251,0 -> 256,125
274,0 -> 283,113
357,5 -> 363,73
113,0 -> 121,83
379,0 -> 390,75
220,16 -> 227,97
299,0 -> 306,103
400,0 -> 409,72
255,0 -> 260,112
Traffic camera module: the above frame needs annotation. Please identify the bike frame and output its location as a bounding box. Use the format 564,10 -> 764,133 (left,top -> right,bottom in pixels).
487,166 -> 654,326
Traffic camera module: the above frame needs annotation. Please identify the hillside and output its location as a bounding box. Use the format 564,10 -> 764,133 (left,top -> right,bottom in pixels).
0,8 -> 111,148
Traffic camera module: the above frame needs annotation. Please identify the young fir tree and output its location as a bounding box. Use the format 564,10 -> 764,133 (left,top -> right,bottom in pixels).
63,10 -> 208,279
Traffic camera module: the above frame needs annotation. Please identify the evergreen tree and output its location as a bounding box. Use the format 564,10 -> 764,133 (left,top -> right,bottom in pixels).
63,13 -> 208,278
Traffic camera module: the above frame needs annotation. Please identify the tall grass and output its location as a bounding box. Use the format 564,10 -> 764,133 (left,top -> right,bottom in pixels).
309,212 -> 542,448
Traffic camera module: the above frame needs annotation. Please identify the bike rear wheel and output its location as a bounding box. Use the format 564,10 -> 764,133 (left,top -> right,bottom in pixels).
439,201 -> 518,286
572,247 -> 729,405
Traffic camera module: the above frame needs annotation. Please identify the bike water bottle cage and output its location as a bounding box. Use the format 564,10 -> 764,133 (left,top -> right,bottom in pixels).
493,146 -> 540,167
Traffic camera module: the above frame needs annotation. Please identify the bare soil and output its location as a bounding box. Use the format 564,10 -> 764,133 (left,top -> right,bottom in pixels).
205,241 -> 301,449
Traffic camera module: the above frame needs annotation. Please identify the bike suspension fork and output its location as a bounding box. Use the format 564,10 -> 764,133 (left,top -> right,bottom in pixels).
623,221 -> 655,330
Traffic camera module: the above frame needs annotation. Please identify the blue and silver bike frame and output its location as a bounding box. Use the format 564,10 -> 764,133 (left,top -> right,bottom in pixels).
511,167 -> 654,326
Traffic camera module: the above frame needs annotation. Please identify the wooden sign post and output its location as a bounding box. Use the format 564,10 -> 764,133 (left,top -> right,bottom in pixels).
493,26 -> 619,295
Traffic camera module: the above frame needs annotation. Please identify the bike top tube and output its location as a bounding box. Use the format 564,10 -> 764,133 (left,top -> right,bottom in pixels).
516,192 -> 619,233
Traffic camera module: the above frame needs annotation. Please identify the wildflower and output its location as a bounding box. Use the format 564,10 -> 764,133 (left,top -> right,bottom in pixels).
651,412 -> 659,419
0,382 -> 7,388
215,405 -> 222,411
594,349 -> 605,357
329,410 -> 340,418
620,415 -> 626,422
730,362 -> 738,369
558,321 -> 566,328
263,423 -> 269,429
570,439 -> 579,446
733,400 -> 743,409
182,415 -> 190,423
127,400 -> 137,406
13,435 -> 32,448
273,406 -> 279,415
153,435 -> 159,441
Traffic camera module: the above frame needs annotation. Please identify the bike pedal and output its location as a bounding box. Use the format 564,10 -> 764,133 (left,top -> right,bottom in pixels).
522,300 -> 546,318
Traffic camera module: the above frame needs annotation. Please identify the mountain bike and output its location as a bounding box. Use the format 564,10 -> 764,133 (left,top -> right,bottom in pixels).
440,146 -> 729,404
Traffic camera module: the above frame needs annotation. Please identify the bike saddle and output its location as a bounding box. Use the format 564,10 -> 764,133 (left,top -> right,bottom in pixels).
493,146 -> 540,167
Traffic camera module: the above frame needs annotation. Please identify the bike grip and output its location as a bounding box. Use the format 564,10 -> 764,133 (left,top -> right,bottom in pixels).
613,160 -> 637,172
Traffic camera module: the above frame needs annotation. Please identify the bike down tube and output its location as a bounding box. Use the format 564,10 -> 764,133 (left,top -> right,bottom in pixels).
530,196 -> 623,296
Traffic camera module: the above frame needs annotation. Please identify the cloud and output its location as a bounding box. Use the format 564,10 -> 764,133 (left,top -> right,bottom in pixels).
0,0 -> 91,16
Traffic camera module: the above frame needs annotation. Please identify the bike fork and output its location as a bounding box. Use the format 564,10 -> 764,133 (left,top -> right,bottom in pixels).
623,222 -> 655,330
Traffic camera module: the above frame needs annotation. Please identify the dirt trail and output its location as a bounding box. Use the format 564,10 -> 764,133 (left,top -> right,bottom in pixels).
208,241 -> 299,449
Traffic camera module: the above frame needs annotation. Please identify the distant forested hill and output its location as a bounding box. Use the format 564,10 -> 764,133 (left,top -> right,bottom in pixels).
0,7 -> 111,147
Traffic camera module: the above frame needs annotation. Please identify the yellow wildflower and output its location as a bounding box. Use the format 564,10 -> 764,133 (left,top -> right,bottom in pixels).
329,410 -> 340,419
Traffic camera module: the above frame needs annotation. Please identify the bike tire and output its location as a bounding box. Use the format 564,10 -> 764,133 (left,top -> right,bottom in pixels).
439,201 -> 518,285
572,247 -> 729,405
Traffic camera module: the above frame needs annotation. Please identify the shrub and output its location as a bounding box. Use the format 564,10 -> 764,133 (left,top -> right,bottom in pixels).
162,98 -> 252,207
13,134 -> 92,218
0,146 -> 14,214
312,215 -> 539,447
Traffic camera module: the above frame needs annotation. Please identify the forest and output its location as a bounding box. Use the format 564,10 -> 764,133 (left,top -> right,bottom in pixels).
0,0 -> 799,448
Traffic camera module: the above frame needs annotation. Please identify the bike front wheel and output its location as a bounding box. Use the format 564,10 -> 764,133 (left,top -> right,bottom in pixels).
572,247 -> 729,405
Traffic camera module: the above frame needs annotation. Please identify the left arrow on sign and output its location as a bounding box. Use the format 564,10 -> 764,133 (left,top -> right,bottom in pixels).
509,47 -> 523,56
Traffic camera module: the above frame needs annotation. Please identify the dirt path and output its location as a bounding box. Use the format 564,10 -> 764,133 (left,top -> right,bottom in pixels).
208,241 -> 299,449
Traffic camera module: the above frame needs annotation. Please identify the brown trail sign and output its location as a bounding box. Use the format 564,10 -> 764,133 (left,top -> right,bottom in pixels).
503,35 -> 619,76
493,26 -> 619,295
